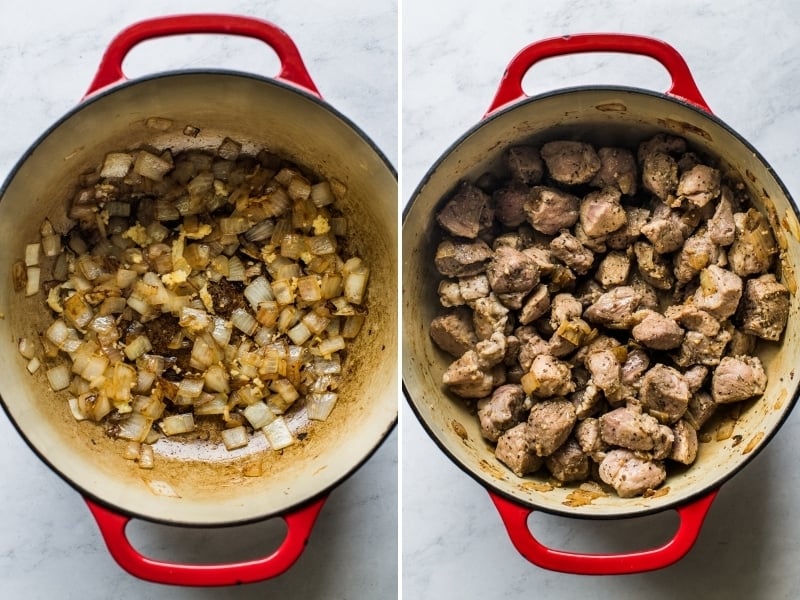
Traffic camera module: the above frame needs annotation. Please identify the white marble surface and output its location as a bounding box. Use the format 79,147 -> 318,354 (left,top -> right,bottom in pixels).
0,0 -> 396,598
402,1 -> 800,598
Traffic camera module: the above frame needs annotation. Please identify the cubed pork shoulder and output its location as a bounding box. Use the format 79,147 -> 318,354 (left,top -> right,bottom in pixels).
738,273 -> 789,341
590,147 -> 638,196
436,182 -> 490,239
524,187 -> 580,235
712,356 -> 767,404
430,308 -> 477,357
496,423 -> 543,477
527,399 -> 577,457
429,132 -> 786,498
599,449 -> 667,498
540,141 -> 601,185
477,384 -> 527,441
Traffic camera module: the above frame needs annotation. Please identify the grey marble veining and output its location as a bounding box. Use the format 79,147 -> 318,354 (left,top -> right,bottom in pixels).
0,0 -> 396,598
402,1 -> 800,598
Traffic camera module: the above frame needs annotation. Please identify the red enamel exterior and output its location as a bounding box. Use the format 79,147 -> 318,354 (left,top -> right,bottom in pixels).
85,14 -> 321,99
486,33 -> 710,116
86,496 -> 327,586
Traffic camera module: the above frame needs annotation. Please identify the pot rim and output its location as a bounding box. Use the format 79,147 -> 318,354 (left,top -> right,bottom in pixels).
402,83 -> 800,518
0,67 -> 398,527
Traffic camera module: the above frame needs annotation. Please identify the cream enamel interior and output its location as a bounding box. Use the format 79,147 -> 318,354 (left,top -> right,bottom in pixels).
0,72 -> 397,525
403,87 -> 800,517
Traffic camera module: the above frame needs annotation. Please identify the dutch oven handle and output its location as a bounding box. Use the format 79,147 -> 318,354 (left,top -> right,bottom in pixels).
486,33 -> 711,116
489,490 -> 717,575
85,496 -> 326,586
85,14 -> 321,99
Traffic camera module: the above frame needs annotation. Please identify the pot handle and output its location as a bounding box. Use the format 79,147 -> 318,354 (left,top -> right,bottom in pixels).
85,495 -> 326,586
85,14 -> 320,99
489,489 -> 717,575
486,33 -> 710,116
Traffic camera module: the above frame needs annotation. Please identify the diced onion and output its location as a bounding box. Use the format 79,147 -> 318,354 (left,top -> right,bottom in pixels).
317,335 -> 345,358
342,315 -> 366,339
100,152 -> 134,178
221,425 -> 249,451
217,137 -> 242,161
18,337 -> 36,360
244,276 -> 274,309
46,364 -> 72,392
231,308 -> 258,336
25,266 -> 40,297
243,401 -> 276,429
134,150 -> 172,181
123,441 -> 141,460
26,357 -> 41,374
25,243 -> 40,267
310,181 -> 335,207
287,321 -> 312,346
124,335 -> 152,361
262,416 -> 294,450
68,397 -> 87,421
160,413 -> 195,435
307,392 -> 338,421
42,233 -> 62,257
178,377 -> 205,399
227,255 -> 245,282
114,412 -> 153,442
138,444 -> 155,469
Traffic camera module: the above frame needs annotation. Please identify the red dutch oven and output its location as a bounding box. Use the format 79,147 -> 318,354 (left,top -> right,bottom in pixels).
403,33 -> 800,575
0,15 -> 397,586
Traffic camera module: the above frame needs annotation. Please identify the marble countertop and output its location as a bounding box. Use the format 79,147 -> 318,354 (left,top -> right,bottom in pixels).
0,1 -> 396,598
402,1 -> 800,598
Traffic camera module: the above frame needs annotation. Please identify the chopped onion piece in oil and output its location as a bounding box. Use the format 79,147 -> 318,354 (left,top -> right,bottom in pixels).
160,413 -> 195,436
221,425 -> 249,451
307,392 -> 338,421
46,364 -> 72,391
262,417 -> 295,450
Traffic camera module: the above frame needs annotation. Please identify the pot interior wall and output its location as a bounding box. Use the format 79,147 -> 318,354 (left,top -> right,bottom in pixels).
403,87 -> 800,517
0,72 -> 397,525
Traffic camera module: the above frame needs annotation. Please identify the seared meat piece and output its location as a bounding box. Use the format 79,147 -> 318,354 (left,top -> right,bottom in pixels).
629,274 -> 660,311
712,355 -> 767,404
496,290 -> 529,310
729,209 -> 777,277
545,439 -> 590,483
677,152 -> 701,173
524,187 -> 580,235
738,273 -> 790,341
686,391 -> 716,430
574,222 -> 608,254
651,424 -> 675,460
639,364 -> 690,423
580,187 -> 627,237
708,187 -> 736,246
673,328 -> 732,367
595,251 -> 630,288
575,417 -> 607,460
693,265 -> 743,320
599,449 -> 666,498
459,274 -> 491,304
670,419 -> 698,465
477,383 -> 527,441
486,246 -> 540,296
522,244 -> 556,276
641,212 -> 685,254
438,279 -> 464,307
599,404 -> 670,454
430,308 -> 477,357
518,284 -> 550,325
527,399 -> 577,457
442,350 -> 495,398
570,383 -> 604,420
549,293 -> 583,330
677,164 -> 721,208
549,318 -> 594,357
683,365 -> 709,393
664,304 -> 720,337
576,279 -> 605,308
493,181 -> 530,228
637,133 -> 687,163
633,241 -> 674,290
525,354 -> 574,398
475,332 -> 507,368
728,328 -> 756,356
584,286 -> 642,329
642,152 -> 678,203
550,231 -> 594,275
472,294 -> 510,340
606,206 -> 650,250
540,141 -> 601,185
436,182 -> 490,239
585,349 -> 621,399
590,147 -> 638,196
505,145 -> 544,185
435,238 -> 493,277
496,423 -> 543,477
631,311 -> 685,350
621,348 -> 650,386
674,230 -> 719,283
517,334 -> 551,372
